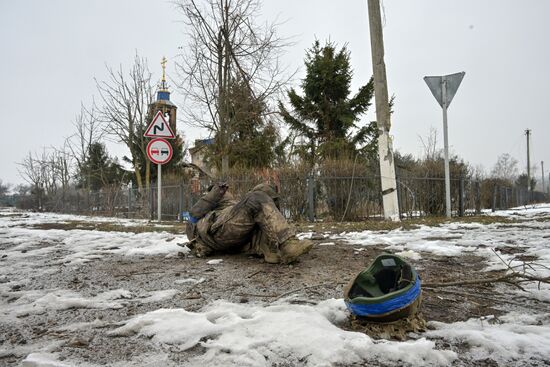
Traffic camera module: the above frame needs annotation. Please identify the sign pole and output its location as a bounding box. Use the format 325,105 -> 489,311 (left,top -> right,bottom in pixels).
157,163 -> 162,222
424,71 -> 465,219
442,77 -> 451,218
144,111 -> 175,223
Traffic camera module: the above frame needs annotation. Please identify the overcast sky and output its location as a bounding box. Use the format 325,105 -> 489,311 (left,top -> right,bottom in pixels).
1,0 -> 549,186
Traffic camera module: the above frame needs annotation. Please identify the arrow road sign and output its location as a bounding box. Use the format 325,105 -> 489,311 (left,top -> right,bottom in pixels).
144,111 -> 176,139
147,138 -> 173,165
424,72 -> 465,108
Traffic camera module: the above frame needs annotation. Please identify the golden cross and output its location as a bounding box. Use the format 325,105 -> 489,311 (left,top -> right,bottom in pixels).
161,56 -> 167,82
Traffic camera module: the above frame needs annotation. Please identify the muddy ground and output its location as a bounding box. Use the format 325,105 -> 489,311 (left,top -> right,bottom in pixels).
0,218 -> 546,366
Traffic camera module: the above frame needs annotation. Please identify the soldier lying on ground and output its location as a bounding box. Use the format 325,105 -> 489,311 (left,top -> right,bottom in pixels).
185,183 -> 313,264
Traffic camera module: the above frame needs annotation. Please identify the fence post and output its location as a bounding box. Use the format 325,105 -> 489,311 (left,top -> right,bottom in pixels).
76,191 -> 80,213
492,185 -> 498,212
178,182 -> 184,222
505,187 -> 509,209
150,184 -> 154,220
518,188 -> 524,206
475,181 -> 481,214
307,176 -> 315,222
459,177 -> 465,217
395,176 -> 403,219
188,189 -> 193,211
127,185 -> 132,218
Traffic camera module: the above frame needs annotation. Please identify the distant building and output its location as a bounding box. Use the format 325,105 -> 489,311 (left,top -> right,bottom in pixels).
147,57 -> 177,131
189,138 -> 215,175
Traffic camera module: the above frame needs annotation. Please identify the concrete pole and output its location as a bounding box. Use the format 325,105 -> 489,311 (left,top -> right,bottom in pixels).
542,161 -> 545,195
157,164 -> 162,222
367,0 -> 400,221
526,129 -> 531,200
442,77 -> 451,218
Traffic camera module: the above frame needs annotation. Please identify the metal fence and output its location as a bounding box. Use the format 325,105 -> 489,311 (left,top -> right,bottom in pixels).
32,176 -> 548,222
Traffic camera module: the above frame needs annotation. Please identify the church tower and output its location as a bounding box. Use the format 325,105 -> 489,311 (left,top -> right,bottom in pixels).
148,57 -> 177,131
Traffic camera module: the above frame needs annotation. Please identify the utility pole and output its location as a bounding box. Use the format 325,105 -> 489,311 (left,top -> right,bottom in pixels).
367,0 -> 400,221
526,129 -> 531,201
542,161 -> 545,196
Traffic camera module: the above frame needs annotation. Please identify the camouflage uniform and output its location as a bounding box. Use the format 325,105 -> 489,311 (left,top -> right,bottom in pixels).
186,183 -> 295,260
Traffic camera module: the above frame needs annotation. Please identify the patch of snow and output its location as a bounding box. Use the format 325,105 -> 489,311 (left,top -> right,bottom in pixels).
0,288 -> 180,319
138,289 -> 178,303
110,299 -> 456,366
427,312 -> 550,364
296,231 -> 313,240
55,318 -> 111,332
206,259 -> 223,265
486,203 -> 550,219
175,277 -> 205,285
395,250 -> 422,260
20,352 -> 70,367
4,289 -> 130,317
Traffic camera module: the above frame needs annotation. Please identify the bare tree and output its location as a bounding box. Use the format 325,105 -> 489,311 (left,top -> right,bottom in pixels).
17,146 -> 74,210
66,102 -> 104,190
17,151 -> 46,209
176,0 -> 292,174
49,146 -> 73,209
0,179 -> 10,198
96,54 -> 155,191
491,153 -> 519,184
418,127 -> 441,161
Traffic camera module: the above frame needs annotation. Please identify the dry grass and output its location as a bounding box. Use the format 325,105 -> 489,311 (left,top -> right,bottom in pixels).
26,214 -> 515,236
295,215 -> 514,234
29,220 -> 183,234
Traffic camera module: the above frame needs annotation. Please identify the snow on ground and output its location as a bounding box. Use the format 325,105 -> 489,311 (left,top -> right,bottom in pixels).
107,299 -> 456,367
0,210 -> 188,283
486,203 -> 550,220
2,207 -> 550,366
426,312 -> 550,365
330,210 -> 550,303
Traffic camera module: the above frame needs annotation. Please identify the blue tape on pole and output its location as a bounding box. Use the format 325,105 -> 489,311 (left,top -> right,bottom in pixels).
345,276 -> 421,316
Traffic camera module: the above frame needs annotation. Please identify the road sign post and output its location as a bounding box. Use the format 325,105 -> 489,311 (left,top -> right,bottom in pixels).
442,76 -> 451,218
424,72 -> 465,218
145,111 -> 175,222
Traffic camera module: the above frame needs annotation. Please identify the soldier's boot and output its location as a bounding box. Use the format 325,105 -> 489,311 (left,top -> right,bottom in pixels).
189,241 -> 213,258
258,241 -> 281,264
279,238 -> 313,264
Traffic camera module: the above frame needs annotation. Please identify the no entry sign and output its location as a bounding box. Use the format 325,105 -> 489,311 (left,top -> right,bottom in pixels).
147,138 -> 173,165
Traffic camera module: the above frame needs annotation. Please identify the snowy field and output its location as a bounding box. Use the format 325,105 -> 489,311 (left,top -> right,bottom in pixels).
0,205 -> 549,366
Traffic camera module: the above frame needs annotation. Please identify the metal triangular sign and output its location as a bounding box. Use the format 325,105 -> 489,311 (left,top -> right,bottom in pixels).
424,71 -> 465,108
444,72 -> 465,107
144,111 -> 176,139
424,76 -> 444,107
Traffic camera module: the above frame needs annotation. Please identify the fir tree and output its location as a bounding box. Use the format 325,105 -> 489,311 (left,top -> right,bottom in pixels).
279,40 -> 377,165
78,142 -> 127,191
207,78 -> 279,170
